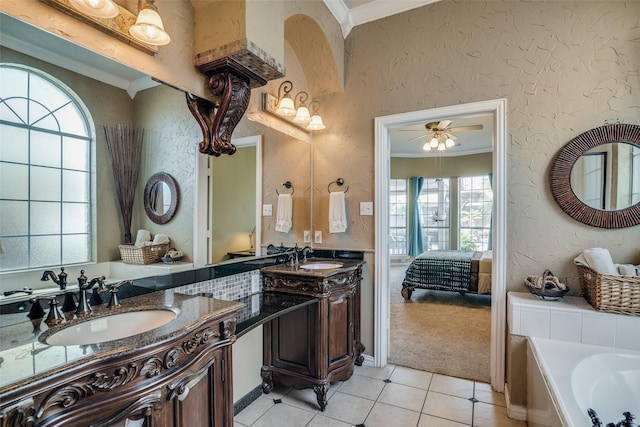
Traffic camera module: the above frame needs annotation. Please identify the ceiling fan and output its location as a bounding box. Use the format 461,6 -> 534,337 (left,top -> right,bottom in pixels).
404,120 -> 483,151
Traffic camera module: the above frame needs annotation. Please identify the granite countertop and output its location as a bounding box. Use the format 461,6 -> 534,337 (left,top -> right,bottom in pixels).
260,258 -> 365,278
0,290 -> 242,393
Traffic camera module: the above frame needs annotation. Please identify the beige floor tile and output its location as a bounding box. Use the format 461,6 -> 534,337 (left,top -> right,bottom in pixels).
282,387 -> 323,412
474,382 -> 506,407
251,403 -> 315,427
390,366 -> 434,390
364,401 -> 421,427
418,414 -> 471,427
307,414 -> 354,427
430,374 -> 475,399
234,422 -> 248,427
337,372 -> 386,400
263,383 -> 291,400
234,396 -> 274,426
422,391 -> 473,425
473,402 -> 527,427
354,363 -> 396,380
321,391 -> 375,425
378,382 -> 427,412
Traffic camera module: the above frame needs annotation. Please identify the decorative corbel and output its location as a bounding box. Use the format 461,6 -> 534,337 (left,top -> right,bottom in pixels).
186,71 -> 251,156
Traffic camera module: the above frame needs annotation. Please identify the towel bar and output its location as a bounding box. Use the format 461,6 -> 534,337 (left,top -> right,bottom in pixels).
328,178 -> 349,193
276,181 -> 295,195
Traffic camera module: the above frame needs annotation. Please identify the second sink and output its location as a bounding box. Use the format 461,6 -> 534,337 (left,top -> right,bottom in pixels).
300,262 -> 343,270
43,309 -> 180,346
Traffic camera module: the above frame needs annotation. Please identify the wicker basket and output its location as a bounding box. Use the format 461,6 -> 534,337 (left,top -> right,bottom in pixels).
119,243 -> 169,265
576,265 -> 640,316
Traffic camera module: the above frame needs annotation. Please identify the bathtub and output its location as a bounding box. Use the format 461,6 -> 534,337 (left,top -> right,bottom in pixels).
527,337 -> 640,427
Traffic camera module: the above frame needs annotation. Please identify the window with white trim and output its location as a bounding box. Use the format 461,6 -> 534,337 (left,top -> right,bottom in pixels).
459,175 -> 492,251
0,64 -> 94,272
389,179 -> 407,255
419,178 -> 450,250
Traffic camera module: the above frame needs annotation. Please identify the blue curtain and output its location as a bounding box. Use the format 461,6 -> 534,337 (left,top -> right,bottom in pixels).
408,177 -> 425,257
488,172 -> 493,251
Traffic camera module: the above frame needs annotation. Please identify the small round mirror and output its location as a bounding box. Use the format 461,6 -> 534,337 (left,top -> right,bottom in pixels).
144,172 -> 178,224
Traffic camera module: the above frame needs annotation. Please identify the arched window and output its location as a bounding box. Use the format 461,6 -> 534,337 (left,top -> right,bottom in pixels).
0,64 -> 95,272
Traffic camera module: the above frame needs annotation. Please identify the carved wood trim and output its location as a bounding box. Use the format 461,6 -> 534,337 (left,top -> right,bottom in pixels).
0,398 -> 36,427
34,325 -> 225,419
91,391 -> 162,427
166,358 -> 213,401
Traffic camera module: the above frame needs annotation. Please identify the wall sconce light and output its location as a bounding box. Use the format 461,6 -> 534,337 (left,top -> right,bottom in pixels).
262,80 -> 326,132
129,0 -> 170,46
69,0 -> 119,18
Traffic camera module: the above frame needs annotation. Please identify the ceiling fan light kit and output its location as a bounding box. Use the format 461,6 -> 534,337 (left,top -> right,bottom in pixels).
406,120 -> 484,153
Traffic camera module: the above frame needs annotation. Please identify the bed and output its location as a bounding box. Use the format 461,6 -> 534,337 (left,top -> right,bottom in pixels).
401,250 -> 492,300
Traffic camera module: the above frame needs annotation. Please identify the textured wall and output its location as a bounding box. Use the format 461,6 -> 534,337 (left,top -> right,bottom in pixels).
313,0 -> 640,406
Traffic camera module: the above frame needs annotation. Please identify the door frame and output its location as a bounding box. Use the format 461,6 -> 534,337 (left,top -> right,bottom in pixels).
374,98 -> 507,391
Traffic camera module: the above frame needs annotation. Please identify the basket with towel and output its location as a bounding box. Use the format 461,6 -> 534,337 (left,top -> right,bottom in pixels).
119,231 -> 170,265
574,248 -> 640,316
524,270 -> 569,300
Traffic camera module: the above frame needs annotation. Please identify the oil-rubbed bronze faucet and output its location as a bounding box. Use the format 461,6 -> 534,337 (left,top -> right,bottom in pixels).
40,267 -> 68,290
74,270 -> 106,318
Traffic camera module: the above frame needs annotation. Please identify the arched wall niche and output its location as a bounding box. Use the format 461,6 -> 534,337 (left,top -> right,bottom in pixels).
285,14 -> 343,97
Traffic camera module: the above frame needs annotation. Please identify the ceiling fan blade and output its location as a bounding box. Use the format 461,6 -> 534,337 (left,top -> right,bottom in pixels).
447,124 -> 483,132
408,134 -> 428,142
437,120 -> 452,130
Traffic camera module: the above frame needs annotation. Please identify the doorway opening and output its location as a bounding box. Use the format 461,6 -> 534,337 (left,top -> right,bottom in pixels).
374,99 -> 507,391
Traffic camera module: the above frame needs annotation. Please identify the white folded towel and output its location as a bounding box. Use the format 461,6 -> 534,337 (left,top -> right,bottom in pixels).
329,191 -> 347,234
618,264 -> 639,276
152,233 -> 170,245
275,194 -> 292,233
582,247 -> 619,275
135,229 -> 151,246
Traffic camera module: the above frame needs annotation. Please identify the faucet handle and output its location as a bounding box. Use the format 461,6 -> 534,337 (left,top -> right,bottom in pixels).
77,269 -> 87,288
58,267 -> 67,290
107,280 -> 131,309
44,298 -> 64,327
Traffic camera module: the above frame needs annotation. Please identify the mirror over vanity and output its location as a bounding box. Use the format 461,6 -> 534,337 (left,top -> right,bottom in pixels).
0,12 -> 313,277
550,123 -> 640,229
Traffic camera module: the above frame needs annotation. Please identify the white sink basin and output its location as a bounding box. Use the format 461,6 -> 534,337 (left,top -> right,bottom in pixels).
301,262 -> 343,270
44,309 -> 179,346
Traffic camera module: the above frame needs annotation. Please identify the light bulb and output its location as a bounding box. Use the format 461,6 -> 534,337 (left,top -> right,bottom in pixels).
445,137 -> 455,148
69,0 -> 119,18
430,137 -> 439,148
129,7 -> 170,46
275,96 -> 295,116
307,115 -> 325,130
437,141 -> 446,151
422,142 -> 432,151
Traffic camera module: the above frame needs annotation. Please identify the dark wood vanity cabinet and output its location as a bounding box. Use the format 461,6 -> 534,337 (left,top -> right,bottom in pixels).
0,306 -> 238,427
260,263 -> 365,411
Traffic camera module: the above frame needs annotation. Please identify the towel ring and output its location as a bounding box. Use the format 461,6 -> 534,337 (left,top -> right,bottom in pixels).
328,178 -> 349,193
276,181 -> 295,195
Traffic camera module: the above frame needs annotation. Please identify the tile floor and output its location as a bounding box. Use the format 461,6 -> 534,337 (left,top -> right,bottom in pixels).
234,364 -> 527,427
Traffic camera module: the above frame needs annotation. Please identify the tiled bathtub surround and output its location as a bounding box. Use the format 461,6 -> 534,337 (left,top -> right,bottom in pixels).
508,292 -> 640,351
175,270 -> 262,301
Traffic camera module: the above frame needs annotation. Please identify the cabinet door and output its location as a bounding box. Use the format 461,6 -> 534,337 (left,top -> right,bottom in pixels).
270,303 -> 317,377
165,347 -> 232,427
327,288 -> 355,368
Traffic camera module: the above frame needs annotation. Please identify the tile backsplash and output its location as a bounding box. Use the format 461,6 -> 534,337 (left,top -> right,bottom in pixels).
174,270 -> 262,301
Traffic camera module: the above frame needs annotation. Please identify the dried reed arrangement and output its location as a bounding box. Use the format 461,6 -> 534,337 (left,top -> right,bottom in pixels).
104,124 -> 144,244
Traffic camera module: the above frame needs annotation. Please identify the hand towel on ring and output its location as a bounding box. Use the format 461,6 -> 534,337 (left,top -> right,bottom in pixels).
275,193 -> 292,233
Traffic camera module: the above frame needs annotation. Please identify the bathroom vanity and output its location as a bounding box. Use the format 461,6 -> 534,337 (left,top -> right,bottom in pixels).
259,259 -> 365,411
0,291 -> 242,427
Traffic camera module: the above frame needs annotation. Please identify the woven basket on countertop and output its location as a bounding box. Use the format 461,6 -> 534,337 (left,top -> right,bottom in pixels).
119,243 -> 169,265
576,265 -> 640,316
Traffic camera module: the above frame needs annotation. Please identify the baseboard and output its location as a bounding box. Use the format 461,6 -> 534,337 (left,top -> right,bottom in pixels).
234,385 -> 262,415
505,383 -> 528,421
360,354 -> 375,367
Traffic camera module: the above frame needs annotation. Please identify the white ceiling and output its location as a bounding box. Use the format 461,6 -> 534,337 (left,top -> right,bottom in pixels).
322,0 -> 441,37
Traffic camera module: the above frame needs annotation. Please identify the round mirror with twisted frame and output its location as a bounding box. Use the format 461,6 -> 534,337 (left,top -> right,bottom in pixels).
144,172 -> 178,224
550,123 -> 640,229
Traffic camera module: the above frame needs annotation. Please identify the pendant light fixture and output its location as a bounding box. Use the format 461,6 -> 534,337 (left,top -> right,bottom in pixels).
274,81 -> 296,116
265,80 -> 326,132
69,0 -> 119,18
293,92 -> 311,124
129,0 -> 171,46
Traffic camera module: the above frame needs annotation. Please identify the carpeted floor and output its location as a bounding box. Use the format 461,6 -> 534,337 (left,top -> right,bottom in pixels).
388,263 -> 492,383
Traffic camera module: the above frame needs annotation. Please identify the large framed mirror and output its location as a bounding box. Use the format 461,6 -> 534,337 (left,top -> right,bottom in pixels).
550,123 -> 640,228
144,172 -> 178,225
